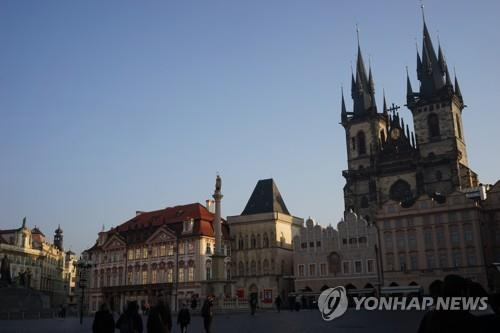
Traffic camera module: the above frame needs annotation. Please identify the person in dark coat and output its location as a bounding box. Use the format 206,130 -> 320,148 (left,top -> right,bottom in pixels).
177,303 -> 191,333
275,295 -> 282,313
147,296 -> 172,333
249,295 -> 257,316
116,301 -> 143,333
201,296 -> 214,333
92,303 -> 115,333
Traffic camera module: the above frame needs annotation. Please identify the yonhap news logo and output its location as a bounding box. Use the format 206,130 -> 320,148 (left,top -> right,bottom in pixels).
317,286 -> 348,321
317,288 -> 489,322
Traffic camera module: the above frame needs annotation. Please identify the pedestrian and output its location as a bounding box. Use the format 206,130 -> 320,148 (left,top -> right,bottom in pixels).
201,296 -> 214,333
147,295 -> 172,333
177,303 -> 191,333
250,295 -> 257,316
275,295 -> 282,313
92,303 -> 115,333
116,301 -> 143,333
190,295 -> 198,311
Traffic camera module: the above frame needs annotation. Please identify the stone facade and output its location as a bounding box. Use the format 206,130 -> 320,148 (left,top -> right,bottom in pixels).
293,212 -> 378,294
0,220 -> 76,306
227,179 -> 302,308
376,191 -> 489,293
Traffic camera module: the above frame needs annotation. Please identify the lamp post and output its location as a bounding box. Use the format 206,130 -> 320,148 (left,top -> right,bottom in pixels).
75,257 -> 92,325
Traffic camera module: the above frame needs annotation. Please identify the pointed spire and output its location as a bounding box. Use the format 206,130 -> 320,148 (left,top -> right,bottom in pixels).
454,69 -> 463,102
368,66 -> 375,95
22,217 -> 26,229
438,44 -> 446,73
341,86 -> 348,124
406,66 -> 414,105
445,64 -> 453,87
383,89 -> 388,113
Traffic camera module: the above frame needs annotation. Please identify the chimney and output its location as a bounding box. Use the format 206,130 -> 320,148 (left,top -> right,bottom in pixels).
206,200 -> 215,214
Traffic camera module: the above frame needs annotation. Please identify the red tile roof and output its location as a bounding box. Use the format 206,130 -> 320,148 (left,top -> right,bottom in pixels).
87,203 -> 230,252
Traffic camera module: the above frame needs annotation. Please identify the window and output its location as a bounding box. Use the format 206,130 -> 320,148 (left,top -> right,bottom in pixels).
384,233 -> 393,250
320,263 -> 327,276
151,270 -> 157,284
142,271 -> 148,285
452,251 -> 462,267
426,254 -> 436,269
316,241 -> 322,247
309,241 -> 314,248
135,248 -> 140,260
143,247 -> 148,259
188,241 -> 194,254
309,264 -> 316,276
450,227 -> 460,246
167,243 -> 174,256
410,255 -> 418,270
152,246 -> 158,258
251,261 -> 256,275
439,252 -> 448,268
357,131 -> 366,155
428,113 -> 440,138
467,251 -> 477,266
238,262 -> 244,276
263,233 -> 269,248
464,225 -> 474,243
301,242 -> 307,249
386,254 -> 394,271
383,220 -> 391,229
342,261 -> 350,275
399,254 -> 407,271
128,249 -> 134,260
408,232 -> 417,251
188,266 -> 194,281
367,259 -> 375,273
397,234 -> 406,251
179,267 -> 185,282
448,212 -> 457,223
160,245 -> 166,257
179,242 -> 185,255
127,271 -> 132,285
206,243 -> 212,255
436,228 -> 445,245
354,260 -> 362,274
434,214 -> 443,224
251,235 -> 256,249
424,229 -> 433,249
351,137 -> 356,151
298,264 -> 305,277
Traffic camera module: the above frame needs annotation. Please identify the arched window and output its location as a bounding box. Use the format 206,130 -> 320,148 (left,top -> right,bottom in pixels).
263,233 -> 269,248
250,234 -> 256,249
244,235 -> 249,249
238,235 -> 244,250
455,115 -> 462,139
250,260 -> 256,275
256,234 -> 261,248
238,261 -> 244,276
380,130 -> 386,143
263,259 -> 270,274
428,113 -> 440,138
205,260 -> 211,280
389,180 -> 412,202
357,131 -> 366,155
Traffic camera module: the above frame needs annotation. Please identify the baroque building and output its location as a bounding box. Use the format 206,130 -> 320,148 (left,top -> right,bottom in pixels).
0,219 -> 76,306
227,179 -> 302,308
84,200 -> 231,313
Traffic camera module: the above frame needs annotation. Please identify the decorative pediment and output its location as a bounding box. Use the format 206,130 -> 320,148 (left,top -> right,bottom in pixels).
102,233 -> 126,250
146,225 -> 176,244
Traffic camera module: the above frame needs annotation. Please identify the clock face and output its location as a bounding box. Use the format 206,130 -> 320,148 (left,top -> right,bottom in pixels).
391,128 -> 401,140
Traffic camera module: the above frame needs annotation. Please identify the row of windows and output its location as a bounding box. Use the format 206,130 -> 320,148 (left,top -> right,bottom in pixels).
236,232 -> 286,250
383,224 -> 474,252
236,259 -> 286,276
385,250 -> 477,272
382,211 -> 474,229
297,259 -> 375,277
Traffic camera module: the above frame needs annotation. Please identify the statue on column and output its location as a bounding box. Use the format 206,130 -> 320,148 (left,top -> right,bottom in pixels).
215,175 -> 221,192
0,254 -> 12,285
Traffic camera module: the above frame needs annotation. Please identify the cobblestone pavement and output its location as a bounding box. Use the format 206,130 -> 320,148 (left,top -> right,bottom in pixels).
0,308 -> 425,333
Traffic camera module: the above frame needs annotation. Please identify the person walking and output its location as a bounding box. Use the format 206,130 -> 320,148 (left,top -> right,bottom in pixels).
201,296 -> 214,333
249,295 -> 258,316
275,295 -> 282,313
147,295 -> 172,333
116,301 -> 143,333
177,303 -> 191,333
92,303 -> 115,333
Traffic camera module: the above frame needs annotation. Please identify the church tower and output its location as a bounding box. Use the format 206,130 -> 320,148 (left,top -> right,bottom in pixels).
406,16 -> 478,193
54,225 -> 63,251
341,39 -> 388,220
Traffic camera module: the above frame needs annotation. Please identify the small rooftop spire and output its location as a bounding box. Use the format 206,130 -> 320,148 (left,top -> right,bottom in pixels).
454,68 -> 463,102
406,66 -> 414,104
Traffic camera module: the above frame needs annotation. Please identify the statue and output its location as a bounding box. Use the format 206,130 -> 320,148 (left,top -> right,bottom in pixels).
215,175 -> 222,192
0,254 -> 12,285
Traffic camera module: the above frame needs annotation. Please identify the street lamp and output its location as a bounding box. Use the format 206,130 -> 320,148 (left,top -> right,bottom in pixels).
75,257 -> 92,325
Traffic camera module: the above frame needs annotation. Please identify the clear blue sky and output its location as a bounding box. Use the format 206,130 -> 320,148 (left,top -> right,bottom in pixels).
1,1 -> 499,254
